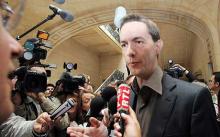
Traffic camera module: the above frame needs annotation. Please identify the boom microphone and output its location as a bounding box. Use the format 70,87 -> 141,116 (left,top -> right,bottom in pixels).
49,4 -> 74,22
114,6 -> 127,28
100,86 -> 117,102
50,98 -> 75,120
117,84 -> 131,136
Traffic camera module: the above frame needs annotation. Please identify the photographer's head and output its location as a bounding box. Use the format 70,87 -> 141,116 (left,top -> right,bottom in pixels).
119,14 -> 163,80
0,0 -> 24,124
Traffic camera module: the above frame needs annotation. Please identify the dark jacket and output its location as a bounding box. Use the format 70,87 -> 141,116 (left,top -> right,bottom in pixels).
131,73 -> 220,137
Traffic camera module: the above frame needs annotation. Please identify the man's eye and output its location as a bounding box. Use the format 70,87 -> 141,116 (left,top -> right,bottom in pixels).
121,43 -> 126,47
136,41 -> 143,44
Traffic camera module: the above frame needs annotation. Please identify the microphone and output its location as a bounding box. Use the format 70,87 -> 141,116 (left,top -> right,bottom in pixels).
100,86 -> 117,102
86,96 -> 106,126
50,98 -> 75,120
117,84 -> 131,136
108,95 -> 117,115
86,96 -> 106,118
108,95 -> 117,131
53,0 -> 65,4
49,4 -> 74,22
114,6 -> 127,28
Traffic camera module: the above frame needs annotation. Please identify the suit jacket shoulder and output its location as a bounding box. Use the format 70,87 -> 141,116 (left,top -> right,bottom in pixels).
147,73 -> 220,137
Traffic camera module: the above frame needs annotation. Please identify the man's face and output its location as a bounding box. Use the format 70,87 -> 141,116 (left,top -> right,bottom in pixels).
45,86 -> 54,97
82,93 -> 95,111
208,75 -> 219,92
120,21 -> 162,79
0,16 -> 23,123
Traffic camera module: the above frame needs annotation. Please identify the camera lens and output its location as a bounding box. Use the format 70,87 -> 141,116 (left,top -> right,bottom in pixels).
66,63 -> 74,70
23,51 -> 33,60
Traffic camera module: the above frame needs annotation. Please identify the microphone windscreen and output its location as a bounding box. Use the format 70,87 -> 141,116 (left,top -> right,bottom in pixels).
108,95 -> 117,115
88,96 -> 106,117
59,10 -> 74,22
100,86 -> 117,102
53,0 -> 65,4
114,6 -> 126,28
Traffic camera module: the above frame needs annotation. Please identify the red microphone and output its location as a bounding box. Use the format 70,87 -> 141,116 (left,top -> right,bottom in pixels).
117,84 -> 131,136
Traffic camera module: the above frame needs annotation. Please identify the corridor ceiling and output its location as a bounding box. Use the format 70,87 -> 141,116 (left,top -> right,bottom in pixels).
12,0 -> 218,69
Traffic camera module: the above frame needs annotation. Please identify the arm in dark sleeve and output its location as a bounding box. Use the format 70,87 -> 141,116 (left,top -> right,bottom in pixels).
191,87 -> 220,137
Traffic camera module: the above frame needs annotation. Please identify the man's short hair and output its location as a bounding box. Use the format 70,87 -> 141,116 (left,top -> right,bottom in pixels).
213,72 -> 220,83
47,83 -> 55,88
120,14 -> 160,42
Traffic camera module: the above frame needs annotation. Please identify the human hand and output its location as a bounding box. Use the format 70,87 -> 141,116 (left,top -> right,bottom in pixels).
172,64 -> 186,71
26,92 -> 46,103
33,112 -> 53,134
114,107 -> 141,137
67,117 -> 108,137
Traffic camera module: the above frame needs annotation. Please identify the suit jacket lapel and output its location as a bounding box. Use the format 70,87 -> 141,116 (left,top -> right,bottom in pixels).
147,74 -> 177,137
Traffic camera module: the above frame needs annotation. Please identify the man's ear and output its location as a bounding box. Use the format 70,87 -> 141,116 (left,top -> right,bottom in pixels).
155,39 -> 163,55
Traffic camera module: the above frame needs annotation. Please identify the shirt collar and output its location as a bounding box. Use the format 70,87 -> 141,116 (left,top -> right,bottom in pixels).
138,66 -> 163,95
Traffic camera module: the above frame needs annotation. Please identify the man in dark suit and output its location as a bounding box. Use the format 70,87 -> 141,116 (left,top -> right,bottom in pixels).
67,14 -> 220,137
116,14 -> 220,137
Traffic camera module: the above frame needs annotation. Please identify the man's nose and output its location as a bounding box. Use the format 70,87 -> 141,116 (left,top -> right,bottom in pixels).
127,43 -> 136,57
10,38 -> 23,58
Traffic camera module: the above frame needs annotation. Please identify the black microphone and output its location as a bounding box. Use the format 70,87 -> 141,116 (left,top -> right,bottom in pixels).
50,98 -> 75,120
107,95 -> 117,133
86,96 -> 106,126
49,4 -> 74,22
86,96 -> 106,118
53,0 -> 65,4
108,95 -> 117,115
100,86 -> 117,102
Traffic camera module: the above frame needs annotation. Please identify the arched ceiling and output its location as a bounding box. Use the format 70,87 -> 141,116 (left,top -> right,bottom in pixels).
12,0 -> 219,70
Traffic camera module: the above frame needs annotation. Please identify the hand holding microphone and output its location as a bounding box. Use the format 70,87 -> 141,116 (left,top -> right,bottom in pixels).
114,107 -> 141,137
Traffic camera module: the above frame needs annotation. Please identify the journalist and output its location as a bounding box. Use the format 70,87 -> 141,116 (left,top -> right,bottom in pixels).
0,0 -> 23,124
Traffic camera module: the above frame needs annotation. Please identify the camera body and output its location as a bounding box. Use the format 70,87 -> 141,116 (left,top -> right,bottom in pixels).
167,66 -> 184,78
166,60 -> 184,78
23,70 -> 47,93
12,66 -> 47,93
57,72 -> 86,94
19,30 -> 51,66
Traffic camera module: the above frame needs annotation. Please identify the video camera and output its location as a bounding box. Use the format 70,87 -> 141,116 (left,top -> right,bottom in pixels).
11,66 -> 47,93
19,30 -> 52,66
166,60 -> 184,79
14,30 -> 55,93
56,62 -> 85,94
